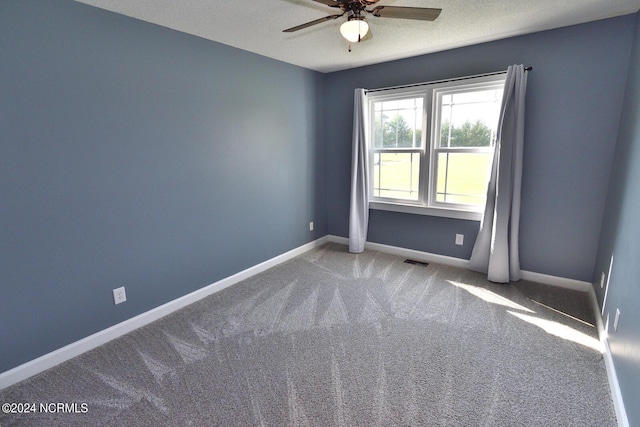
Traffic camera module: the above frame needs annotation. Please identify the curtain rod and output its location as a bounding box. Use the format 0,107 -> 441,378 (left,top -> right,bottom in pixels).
365,66 -> 533,94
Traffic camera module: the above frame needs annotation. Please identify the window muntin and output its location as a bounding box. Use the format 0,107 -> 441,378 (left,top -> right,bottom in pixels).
368,76 -> 505,217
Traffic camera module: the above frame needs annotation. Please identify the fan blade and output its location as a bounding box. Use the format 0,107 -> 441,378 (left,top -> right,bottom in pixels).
369,6 -> 441,21
283,13 -> 343,32
311,0 -> 341,7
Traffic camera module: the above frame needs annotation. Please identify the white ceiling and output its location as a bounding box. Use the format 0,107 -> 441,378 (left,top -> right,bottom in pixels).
75,0 -> 640,73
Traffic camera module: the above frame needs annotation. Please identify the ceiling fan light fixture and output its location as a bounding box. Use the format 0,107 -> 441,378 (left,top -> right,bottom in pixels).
340,17 -> 369,43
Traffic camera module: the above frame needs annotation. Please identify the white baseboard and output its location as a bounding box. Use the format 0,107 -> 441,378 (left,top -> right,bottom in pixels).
0,236 -> 330,391
328,235 -> 592,291
519,270 -> 591,292
587,287 -> 629,427
328,235 -> 469,269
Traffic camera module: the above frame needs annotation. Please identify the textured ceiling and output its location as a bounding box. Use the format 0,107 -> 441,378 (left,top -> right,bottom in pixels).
75,0 -> 640,73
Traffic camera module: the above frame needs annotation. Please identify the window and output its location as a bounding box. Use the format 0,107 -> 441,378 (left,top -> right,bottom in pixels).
368,75 -> 505,220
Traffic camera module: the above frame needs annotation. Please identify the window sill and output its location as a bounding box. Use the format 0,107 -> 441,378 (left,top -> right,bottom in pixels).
369,201 -> 482,221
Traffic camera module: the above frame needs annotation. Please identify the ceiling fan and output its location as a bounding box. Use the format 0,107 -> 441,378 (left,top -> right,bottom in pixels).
283,0 -> 442,44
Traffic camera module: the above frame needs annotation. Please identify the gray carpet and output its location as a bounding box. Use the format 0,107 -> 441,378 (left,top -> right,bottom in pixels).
0,243 -> 617,426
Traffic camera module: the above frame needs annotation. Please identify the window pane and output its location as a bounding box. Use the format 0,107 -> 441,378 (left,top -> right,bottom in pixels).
440,105 -> 452,147
436,152 -> 491,206
398,98 -> 418,109
437,88 -> 503,148
452,90 -> 500,104
372,98 -> 423,149
383,100 -> 399,110
374,111 -> 383,148
373,152 -> 420,200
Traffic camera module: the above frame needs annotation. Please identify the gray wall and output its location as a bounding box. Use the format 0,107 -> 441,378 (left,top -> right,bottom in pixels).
0,0 -> 326,372
592,13 -> 640,426
324,16 -> 635,281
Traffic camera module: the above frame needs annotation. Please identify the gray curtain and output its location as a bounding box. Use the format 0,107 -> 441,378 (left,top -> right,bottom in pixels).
348,89 -> 369,253
469,65 -> 528,283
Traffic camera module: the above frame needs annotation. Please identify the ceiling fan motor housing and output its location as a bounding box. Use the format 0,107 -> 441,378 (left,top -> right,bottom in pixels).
341,0 -> 380,12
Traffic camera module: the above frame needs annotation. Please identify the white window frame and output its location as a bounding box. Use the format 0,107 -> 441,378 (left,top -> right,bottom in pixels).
367,74 -> 506,221
368,89 -> 427,204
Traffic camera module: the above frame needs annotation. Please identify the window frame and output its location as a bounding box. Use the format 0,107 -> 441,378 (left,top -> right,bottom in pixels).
367,74 -> 506,221
369,89 -> 428,204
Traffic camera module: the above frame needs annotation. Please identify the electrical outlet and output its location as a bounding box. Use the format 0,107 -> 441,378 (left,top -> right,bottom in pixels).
455,234 -> 464,246
309,221 -> 314,231
614,308 -> 621,331
113,286 -> 127,305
